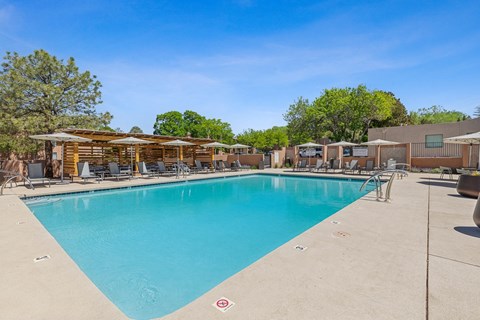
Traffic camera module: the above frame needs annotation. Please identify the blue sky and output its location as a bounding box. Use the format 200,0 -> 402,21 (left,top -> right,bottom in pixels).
1,0 -> 479,134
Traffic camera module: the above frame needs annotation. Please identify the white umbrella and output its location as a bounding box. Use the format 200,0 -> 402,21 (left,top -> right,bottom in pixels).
362,139 -> 399,168
29,132 -> 92,183
202,142 -> 231,168
297,142 -> 322,169
328,141 -> 358,168
108,137 -> 154,175
444,131 -> 480,169
230,143 -> 250,161
162,139 -> 196,177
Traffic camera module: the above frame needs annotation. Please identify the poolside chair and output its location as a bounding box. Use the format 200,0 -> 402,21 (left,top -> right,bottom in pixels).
439,166 -> 453,180
26,163 -> 51,188
157,161 -> 176,176
313,159 -> 324,172
77,162 -> 101,183
107,162 -> 131,181
327,159 -> 340,173
173,161 -> 191,176
235,160 -> 250,170
360,160 -> 374,174
137,161 -> 160,178
194,160 -> 210,174
213,160 -> 223,172
343,159 -> 358,174
294,159 -> 307,171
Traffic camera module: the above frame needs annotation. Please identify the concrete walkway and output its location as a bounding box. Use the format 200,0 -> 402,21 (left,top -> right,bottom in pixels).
0,170 -> 478,319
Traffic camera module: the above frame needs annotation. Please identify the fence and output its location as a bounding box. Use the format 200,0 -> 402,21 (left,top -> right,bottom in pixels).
411,142 -> 462,157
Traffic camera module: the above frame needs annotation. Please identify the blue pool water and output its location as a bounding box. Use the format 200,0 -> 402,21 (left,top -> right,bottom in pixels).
27,175 -> 367,319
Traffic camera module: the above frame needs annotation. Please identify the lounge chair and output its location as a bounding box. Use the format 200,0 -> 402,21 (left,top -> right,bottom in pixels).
343,159 -> 359,174
213,160 -> 223,172
194,160 -> 210,174
77,161 -> 101,183
137,161 -> 160,178
234,160 -> 250,170
26,163 -> 51,187
360,160 -> 374,174
313,159 -> 324,172
327,159 -> 340,173
439,166 -> 453,180
157,161 -> 176,176
107,162 -> 131,181
294,159 -> 307,171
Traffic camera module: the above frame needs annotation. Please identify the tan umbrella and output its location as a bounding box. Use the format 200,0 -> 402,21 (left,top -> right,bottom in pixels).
328,141 -> 358,167
297,142 -> 322,168
362,139 -> 399,168
444,131 -> 480,169
162,139 -> 196,177
202,142 -> 231,168
230,143 -> 250,161
30,132 -> 92,183
108,137 -> 154,175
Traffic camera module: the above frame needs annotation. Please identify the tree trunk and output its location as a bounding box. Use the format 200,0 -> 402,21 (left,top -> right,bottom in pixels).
44,140 -> 53,178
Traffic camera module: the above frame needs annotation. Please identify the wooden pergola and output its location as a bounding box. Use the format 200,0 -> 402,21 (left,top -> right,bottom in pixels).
61,129 -> 213,176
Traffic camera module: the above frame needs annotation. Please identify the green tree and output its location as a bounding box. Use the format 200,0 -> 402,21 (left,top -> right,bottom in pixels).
408,106 -> 470,124
371,92 -> 409,127
474,105 -> 480,118
153,110 -> 234,143
284,85 -> 394,144
283,97 -> 316,145
0,50 -> 106,175
153,111 -> 186,136
129,126 -> 144,134
236,126 -> 289,151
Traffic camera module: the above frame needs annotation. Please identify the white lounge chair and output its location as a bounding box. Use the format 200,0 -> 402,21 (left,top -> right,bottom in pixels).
26,163 -> 51,187
77,161 -> 101,183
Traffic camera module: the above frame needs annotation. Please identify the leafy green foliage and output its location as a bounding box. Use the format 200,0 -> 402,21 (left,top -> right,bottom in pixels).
129,126 -> 144,134
236,126 -> 289,151
284,85 -> 394,144
153,110 -> 234,143
0,50 -> 109,171
408,106 -> 470,124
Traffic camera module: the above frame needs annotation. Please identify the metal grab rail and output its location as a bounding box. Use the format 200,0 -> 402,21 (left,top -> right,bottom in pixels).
360,169 -> 408,202
0,170 -> 34,195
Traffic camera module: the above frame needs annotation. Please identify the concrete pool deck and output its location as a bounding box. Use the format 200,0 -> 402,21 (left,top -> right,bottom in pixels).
1,169 -> 479,319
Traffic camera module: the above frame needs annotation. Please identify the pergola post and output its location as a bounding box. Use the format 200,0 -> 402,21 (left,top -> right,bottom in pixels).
135,144 -> 140,172
73,143 -> 79,175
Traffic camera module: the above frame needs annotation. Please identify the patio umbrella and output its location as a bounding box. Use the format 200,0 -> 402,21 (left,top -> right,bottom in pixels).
201,142 -> 231,168
162,139 -> 196,177
108,137 -> 154,175
297,142 -> 323,168
328,141 -> 358,168
29,132 -> 92,183
444,131 -> 480,169
229,143 -> 250,161
362,139 -> 399,169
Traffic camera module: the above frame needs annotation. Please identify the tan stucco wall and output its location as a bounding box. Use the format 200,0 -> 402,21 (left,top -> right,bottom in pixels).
368,118 -> 480,143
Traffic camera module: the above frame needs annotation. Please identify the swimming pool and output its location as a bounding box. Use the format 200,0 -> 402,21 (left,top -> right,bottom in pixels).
27,174 -> 368,319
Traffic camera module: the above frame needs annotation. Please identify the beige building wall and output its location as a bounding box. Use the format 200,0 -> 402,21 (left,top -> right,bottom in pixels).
368,117 -> 480,142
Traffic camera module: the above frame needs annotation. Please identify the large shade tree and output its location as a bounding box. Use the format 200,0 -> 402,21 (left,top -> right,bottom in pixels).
153,110 -> 234,143
0,50 -> 107,176
284,85 -> 395,144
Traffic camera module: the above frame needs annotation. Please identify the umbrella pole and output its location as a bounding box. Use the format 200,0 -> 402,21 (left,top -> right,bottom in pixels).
61,142 -> 65,183
130,145 -> 134,177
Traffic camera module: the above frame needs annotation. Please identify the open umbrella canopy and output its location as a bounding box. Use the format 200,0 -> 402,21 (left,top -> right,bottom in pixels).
327,141 -> 357,146
29,132 -> 92,183
201,142 -> 231,148
444,131 -> 480,144
30,132 -> 92,143
108,137 -> 154,175
297,142 -> 322,147
161,139 -> 196,147
444,131 -> 480,169
229,143 -> 250,149
108,137 -> 154,145
362,139 -> 399,146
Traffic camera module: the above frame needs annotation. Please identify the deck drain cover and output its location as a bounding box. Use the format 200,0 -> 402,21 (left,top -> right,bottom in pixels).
34,255 -> 51,263
17,221 -> 26,225
331,220 -> 341,225
333,231 -> 351,238
294,244 -> 308,251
